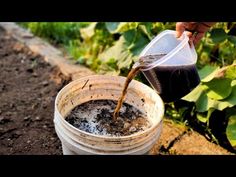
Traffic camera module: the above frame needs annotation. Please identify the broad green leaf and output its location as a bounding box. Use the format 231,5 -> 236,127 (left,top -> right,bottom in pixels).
105,22 -> 120,34
138,23 -> 153,40
195,92 -> 211,112
106,58 -> 118,69
206,85 -> 236,111
123,30 -> 136,46
198,65 -> 219,80
208,99 -> 229,111
201,67 -> 220,82
196,109 -> 214,123
195,95 -> 227,112
221,85 -> 236,107
225,65 -> 236,79
98,36 -> 126,62
80,22 -> 97,40
204,78 -> 232,100
98,36 -> 133,69
210,28 -> 228,43
116,22 -> 139,33
226,108 -> 236,118
197,113 -> 208,123
117,54 -> 133,69
129,32 -> 150,56
152,22 -> 165,33
226,115 -> 236,149
232,80 -> 236,86
182,84 -> 208,102
228,35 -> 236,45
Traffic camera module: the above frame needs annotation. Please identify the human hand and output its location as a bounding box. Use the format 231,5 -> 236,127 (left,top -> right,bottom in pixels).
176,22 -> 216,46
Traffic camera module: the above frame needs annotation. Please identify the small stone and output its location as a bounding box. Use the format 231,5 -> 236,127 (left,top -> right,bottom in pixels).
10,103 -> 15,108
13,43 -> 24,52
15,131 -> 22,136
42,102 -> 47,109
5,112 -> 12,116
129,126 -> 137,132
22,33 -> 34,38
35,116 -> 41,121
32,72 -> 38,77
123,122 -> 130,129
27,140 -> 31,144
23,116 -> 31,121
42,81 -> 49,86
43,125 -> 47,128
0,117 -> 11,124
0,84 -> 5,92
26,68 -> 33,73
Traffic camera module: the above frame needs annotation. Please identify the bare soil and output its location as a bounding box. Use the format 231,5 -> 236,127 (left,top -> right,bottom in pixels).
0,27 -> 69,154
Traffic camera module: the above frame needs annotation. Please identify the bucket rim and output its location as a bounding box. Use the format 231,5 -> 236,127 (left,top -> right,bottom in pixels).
54,75 -> 165,140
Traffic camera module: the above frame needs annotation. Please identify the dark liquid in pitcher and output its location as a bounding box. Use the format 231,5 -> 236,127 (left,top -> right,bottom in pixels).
141,56 -> 200,102
113,54 -> 200,121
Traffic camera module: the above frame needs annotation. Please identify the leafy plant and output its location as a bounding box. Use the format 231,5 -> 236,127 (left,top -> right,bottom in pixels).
20,22 -> 236,151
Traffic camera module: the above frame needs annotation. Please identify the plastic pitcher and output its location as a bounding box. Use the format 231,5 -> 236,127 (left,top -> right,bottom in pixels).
137,30 -> 200,102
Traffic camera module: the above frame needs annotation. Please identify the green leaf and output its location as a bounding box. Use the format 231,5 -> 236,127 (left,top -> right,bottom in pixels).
105,22 -> 120,34
182,84 -> 208,102
226,108 -> 236,118
198,65 -> 219,80
220,85 -> 236,107
116,22 -> 139,33
201,67 -> 220,82
80,22 -> 97,40
205,85 -> 236,111
226,115 -> 236,149
138,23 -> 153,40
98,36 -> 133,70
123,30 -> 136,46
204,78 -> 232,100
225,65 -> 236,79
195,92 -> 211,112
106,58 -> 118,69
228,35 -> 236,45
197,109 -> 214,123
232,80 -> 236,86
129,32 -> 150,56
195,95 -> 226,112
210,28 -> 228,43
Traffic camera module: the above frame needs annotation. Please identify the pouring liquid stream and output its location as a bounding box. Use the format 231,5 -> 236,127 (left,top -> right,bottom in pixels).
112,54 -> 166,121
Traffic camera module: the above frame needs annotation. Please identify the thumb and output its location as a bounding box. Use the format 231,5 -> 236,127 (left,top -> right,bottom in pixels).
176,22 -> 186,38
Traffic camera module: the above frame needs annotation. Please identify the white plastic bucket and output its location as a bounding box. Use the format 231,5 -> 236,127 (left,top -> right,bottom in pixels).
54,75 -> 164,155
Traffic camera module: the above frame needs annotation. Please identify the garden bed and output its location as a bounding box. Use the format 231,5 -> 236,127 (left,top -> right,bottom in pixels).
0,27 -> 69,154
